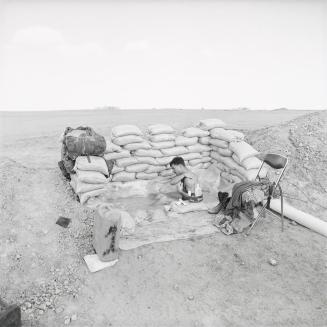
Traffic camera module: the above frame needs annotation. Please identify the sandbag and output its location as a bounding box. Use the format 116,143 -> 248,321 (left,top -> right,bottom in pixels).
202,162 -> 211,169
111,124 -> 143,137
136,157 -> 158,165
79,188 -> 106,205
210,128 -> 244,142
175,136 -> 198,146
73,156 -> 109,176
187,144 -> 211,153
216,162 -> 230,172
150,141 -> 175,149
182,127 -> 209,138
149,133 -> 175,142
64,126 -> 106,160
161,146 -> 188,156
243,167 -> 268,181
156,156 -> 175,166
229,141 -> 259,162
112,135 -> 144,146
217,147 -> 233,157
190,163 -> 204,170
123,142 -> 151,151
146,165 -> 166,173
201,151 -> 211,157
160,169 -> 175,177
197,118 -> 226,130
232,154 -> 262,170
105,141 -> 123,153
104,150 -> 131,161
111,165 -> 124,174
134,149 -> 163,158
148,124 -> 174,135
125,163 -> 149,173
115,157 -> 139,167
209,138 -> 229,149
136,172 -> 158,180
70,174 -> 106,194
112,171 -> 136,182
181,152 -> 201,161
75,169 -> 108,184
188,157 -> 211,166
199,136 -> 210,145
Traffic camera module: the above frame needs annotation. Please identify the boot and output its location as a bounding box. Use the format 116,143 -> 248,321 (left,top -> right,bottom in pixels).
208,202 -> 223,214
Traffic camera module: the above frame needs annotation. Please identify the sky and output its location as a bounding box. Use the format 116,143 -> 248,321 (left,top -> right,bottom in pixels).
0,0 -> 326,111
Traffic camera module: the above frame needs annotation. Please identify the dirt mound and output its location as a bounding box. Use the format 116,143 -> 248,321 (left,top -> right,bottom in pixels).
246,111 -> 327,221
0,157 -> 96,325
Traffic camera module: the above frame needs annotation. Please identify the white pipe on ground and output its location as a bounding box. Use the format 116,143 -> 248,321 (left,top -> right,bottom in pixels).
269,198 -> 327,238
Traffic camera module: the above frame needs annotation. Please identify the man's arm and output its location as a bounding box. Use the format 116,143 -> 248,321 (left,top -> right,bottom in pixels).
170,174 -> 185,185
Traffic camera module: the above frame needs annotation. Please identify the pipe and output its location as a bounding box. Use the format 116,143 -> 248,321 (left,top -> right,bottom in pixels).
269,199 -> 327,238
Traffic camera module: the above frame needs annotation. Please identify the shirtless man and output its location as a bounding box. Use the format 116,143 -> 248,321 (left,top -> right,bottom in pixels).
169,157 -> 203,203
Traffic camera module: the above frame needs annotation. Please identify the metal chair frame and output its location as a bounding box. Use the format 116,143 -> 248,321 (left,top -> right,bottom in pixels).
246,153 -> 288,235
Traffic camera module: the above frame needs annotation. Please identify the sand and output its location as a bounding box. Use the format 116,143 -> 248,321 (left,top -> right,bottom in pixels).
0,109 -> 326,327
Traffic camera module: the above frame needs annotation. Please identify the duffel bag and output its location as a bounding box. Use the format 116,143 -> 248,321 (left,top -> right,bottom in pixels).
64,126 -> 106,160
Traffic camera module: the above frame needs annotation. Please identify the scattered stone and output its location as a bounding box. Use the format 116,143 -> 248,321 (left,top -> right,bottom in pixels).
38,309 -> 44,315
187,295 -> 194,301
290,220 -> 297,226
137,255 -> 142,259
25,302 -> 32,308
71,314 -> 77,321
55,307 -> 64,314
268,258 -> 278,266
64,318 -> 71,325
173,284 -> 179,290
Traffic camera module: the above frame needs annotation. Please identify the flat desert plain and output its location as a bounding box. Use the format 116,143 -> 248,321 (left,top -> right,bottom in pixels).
0,109 -> 326,327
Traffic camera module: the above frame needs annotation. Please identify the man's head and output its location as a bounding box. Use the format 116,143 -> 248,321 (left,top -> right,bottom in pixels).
170,156 -> 186,175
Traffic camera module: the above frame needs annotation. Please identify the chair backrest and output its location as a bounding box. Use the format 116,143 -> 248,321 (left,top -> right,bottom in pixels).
255,153 -> 288,191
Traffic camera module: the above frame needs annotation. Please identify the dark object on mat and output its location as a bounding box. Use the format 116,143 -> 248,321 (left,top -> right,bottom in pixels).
58,160 -> 71,180
0,298 -> 21,327
56,216 -> 71,228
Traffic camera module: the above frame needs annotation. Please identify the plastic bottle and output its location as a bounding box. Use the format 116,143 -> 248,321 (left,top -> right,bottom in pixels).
93,204 -> 122,262
195,184 -> 202,197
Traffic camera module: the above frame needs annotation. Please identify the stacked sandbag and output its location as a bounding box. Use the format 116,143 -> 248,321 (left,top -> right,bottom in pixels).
70,156 -> 109,204
146,124 -> 178,179
109,125 -> 150,182
210,143 -> 266,183
176,127 -> 211,170
195,118 -> 266,183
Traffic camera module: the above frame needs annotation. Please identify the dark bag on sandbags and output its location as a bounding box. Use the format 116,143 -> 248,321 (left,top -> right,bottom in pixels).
64,126 -> 106,160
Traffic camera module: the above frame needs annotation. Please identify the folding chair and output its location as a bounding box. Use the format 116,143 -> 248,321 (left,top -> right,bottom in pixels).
246,153 -> 288,235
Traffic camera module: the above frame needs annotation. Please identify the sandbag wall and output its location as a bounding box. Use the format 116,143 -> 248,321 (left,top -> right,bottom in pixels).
104,119 -> 266,184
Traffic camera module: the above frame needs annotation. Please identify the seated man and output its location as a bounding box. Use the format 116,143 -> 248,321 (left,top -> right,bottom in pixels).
169,157 -> 203,203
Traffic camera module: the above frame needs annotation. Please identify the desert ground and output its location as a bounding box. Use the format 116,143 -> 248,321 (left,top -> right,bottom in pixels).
0,109 -> 326,327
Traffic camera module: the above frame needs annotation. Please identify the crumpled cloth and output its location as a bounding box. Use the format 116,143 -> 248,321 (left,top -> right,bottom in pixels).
213,211 -> 255,235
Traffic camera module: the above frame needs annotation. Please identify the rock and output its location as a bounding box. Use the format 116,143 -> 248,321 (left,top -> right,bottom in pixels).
173,284 -> 179,290
268,258 -> 278,266
55,307 -> 64,314
187,295 -> 194,301
25,302 -> 32,308
71,314 -> 77,321
39,304 -> 46,310
38,309 -> 44,315
64,318 -> 71,325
